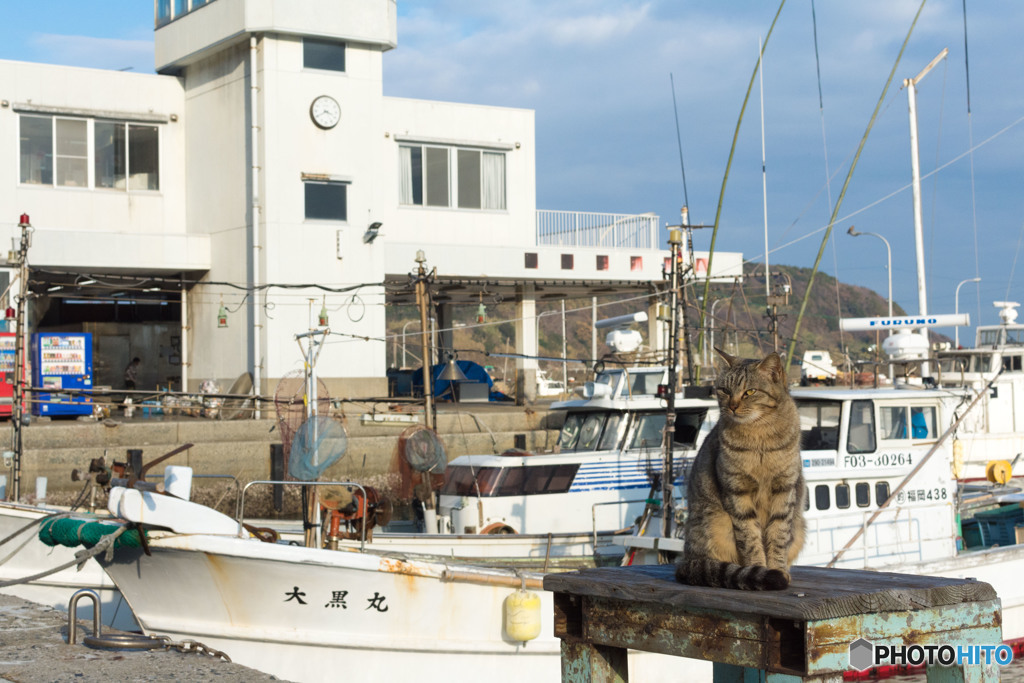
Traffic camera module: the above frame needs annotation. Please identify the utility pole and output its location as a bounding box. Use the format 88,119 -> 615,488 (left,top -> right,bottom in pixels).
414,250 -> 435,432
296,327 -> 327,549
660,228 -> 684,539
11,214 -> 32,502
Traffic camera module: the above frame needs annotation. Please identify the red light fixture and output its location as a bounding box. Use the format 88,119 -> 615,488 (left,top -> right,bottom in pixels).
656,384 -> 670,399
18,214 -> 29,226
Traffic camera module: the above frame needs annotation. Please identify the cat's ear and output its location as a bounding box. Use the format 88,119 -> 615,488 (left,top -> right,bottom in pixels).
715,347 -> 738,367
756,352 -> 785,383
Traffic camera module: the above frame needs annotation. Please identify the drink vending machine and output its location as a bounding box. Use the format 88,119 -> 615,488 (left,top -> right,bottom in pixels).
31,332 -> 94,417
0,333 -> 15,418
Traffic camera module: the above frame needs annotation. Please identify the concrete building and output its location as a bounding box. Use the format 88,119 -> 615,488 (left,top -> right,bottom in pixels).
1,0 -> 742,405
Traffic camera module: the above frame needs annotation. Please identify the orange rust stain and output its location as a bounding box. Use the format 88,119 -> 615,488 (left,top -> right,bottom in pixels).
204,553 -> 242,626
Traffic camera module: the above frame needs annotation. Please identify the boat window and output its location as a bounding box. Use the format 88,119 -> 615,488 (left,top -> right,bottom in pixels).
875,481 -> 891,506
804,486 -> 809,511
937,355 -> 969,375
846,400 -> 876,454
1003,354 -> 1023,372
629,413 -> 665,451
971,354 -> 993,373
440,466 -> 503,496
675,409 -> 706,448
979,329 -> 1002,346
815,484 -> 830,510
1007,329 -> 1024,346
910,406 -> 936,438
627,371 -> 664,396
880,407 -> 908,439
835,483 -> 850,509
855,482 -> 870,507
577,414 -> 606,450
597,413 -> 623,451
797,400 -> 841,450
558,414 -> 583,450
492,464 -> 580,496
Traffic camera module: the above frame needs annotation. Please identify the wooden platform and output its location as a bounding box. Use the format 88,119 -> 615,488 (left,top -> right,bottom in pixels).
545,564 -> 1002,682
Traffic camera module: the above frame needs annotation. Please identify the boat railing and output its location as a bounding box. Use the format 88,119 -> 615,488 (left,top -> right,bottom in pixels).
808,512 -> 927,568
238,480 -> 370,550
592,498 -> 649,548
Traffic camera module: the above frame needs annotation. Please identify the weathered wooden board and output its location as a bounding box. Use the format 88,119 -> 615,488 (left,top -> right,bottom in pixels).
544,564 -> 996,622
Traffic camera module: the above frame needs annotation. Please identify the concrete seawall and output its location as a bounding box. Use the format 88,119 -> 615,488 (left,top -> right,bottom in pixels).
4,404 -> 566,497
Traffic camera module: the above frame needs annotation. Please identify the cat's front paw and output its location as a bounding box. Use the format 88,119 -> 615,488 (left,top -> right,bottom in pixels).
762,568 -> 790,590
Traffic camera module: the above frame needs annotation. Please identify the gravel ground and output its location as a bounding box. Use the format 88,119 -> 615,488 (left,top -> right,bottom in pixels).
0,593 -> 288,682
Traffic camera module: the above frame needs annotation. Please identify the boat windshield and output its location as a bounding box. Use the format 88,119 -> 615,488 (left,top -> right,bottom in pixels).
558,412 -> 623,452
440,463 -> 581,497
796,400 -> 841,450
627,409 -> 706,451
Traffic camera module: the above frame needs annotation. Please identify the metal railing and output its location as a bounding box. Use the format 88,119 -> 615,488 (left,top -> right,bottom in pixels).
536,211 -> 659,250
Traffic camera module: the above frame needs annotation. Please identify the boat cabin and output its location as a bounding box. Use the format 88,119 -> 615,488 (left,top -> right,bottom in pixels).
437,367 -> 716,535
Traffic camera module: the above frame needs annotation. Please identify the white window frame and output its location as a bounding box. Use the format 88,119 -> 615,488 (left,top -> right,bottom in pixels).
18,114 -> 161,193
398,141 -> 508,212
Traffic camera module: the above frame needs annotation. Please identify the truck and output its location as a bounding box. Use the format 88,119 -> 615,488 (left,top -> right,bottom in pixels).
800,350 -> 838,386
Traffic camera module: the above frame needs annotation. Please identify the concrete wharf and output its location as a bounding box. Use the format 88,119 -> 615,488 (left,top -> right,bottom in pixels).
3,402 -> 563,498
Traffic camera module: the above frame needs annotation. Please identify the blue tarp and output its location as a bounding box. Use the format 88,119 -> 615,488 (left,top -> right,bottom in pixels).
410,360 -> 512,402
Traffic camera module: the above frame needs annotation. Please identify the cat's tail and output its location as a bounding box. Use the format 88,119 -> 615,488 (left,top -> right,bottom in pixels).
674,557 -> 789,590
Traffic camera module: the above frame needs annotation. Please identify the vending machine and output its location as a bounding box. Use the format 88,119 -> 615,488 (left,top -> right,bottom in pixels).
0,333 -> 16,418
31,332 -> 93,417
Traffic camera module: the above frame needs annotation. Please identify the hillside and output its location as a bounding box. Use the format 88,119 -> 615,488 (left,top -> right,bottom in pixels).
385,264 -> 923,383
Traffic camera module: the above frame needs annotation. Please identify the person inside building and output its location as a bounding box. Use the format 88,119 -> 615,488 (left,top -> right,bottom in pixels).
124,357 -> 141,391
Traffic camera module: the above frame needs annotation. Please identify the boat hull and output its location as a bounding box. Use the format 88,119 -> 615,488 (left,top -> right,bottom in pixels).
98,534 -> 706,682
0,503 -> 138,630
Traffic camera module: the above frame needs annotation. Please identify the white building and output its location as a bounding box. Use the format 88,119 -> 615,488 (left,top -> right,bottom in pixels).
0,0 -> 742,403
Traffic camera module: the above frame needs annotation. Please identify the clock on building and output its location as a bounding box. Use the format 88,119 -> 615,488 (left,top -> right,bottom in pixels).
310,95 -> 340,129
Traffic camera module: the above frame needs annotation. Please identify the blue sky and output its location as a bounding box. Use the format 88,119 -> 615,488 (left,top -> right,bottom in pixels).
3,0 -> 1024,338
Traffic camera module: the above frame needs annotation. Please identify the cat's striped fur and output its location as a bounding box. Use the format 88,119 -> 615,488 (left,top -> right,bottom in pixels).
674,349 -> 805,590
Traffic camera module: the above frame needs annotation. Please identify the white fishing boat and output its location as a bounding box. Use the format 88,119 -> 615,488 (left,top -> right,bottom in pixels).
933,301 -> 1024,481
92,481 -> 696,682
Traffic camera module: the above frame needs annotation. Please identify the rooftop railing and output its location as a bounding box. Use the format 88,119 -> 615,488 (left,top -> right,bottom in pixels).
536,210 -> 659,250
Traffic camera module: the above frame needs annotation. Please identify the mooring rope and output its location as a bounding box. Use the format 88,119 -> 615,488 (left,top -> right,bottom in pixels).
0,525 -> 129,589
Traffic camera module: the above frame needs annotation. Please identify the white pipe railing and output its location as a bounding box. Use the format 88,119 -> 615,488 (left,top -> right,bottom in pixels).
536,211 -> 659,249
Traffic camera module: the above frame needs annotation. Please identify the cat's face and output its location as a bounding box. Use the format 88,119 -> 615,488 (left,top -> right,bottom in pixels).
714,351 -> 784,424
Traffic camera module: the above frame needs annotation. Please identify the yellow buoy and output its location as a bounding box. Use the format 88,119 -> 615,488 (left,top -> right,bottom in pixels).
504,588 -> 541,642
986,460 -> 1013,485
952,440 -> 965,479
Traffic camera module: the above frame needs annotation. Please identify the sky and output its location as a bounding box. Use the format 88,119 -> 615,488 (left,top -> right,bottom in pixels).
3,0 -> 1024,340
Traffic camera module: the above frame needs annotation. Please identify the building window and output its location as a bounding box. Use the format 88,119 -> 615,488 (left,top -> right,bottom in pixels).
304,180 -> 348,221
20,115 -> 53,185
95,122 -> 160,191
524,253 -> 538,269
20,115 -> 159,191
597,255 -> 609,271
400,144 -> 505,210
561,254 -> 573,270
304,38 -> 346,72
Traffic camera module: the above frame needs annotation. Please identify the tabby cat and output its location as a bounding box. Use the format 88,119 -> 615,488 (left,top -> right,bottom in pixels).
674,349 -> 805,590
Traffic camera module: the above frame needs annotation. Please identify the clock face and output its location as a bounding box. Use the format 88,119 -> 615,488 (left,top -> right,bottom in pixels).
310,95 -> 340,129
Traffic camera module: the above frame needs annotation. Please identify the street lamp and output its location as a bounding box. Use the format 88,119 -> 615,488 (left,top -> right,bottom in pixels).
848,225 -> 893,381
954,277 -> 981,349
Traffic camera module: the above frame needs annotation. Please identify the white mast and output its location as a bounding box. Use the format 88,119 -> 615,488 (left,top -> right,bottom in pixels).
904,47 -> 948,377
